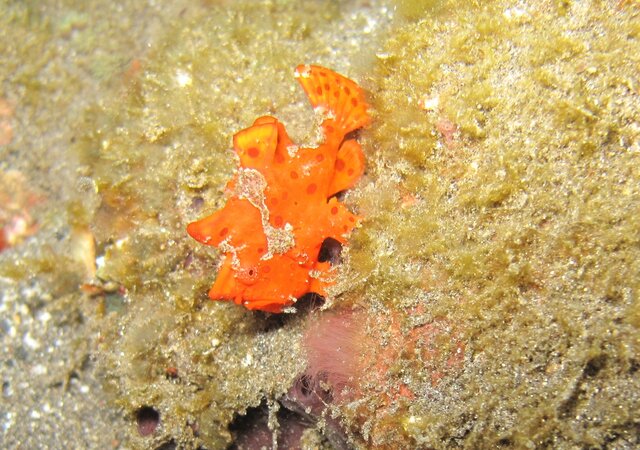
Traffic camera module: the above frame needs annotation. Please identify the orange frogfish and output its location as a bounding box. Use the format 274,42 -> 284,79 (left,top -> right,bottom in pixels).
187,65 -> 370,313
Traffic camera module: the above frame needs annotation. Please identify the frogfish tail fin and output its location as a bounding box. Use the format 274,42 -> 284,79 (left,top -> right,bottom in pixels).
294,64 -> 370,139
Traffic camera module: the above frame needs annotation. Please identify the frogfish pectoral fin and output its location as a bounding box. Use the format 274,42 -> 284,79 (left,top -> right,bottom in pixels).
328,139 -> 365,196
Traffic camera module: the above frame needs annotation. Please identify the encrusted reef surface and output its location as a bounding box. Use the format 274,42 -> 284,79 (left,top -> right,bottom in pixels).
1,0 -> 639,449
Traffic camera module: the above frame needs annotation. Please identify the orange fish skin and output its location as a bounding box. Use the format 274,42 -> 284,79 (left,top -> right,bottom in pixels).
187,65 -> 370,313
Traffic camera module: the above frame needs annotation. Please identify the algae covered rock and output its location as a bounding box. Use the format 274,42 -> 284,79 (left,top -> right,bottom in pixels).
341,0 -> 640,448
85,0 -> 640,447
76,1 -> 391,448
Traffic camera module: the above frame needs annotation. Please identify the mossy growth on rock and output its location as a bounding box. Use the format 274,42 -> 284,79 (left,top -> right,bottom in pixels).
71,1 -> 391,448
339,0 -> 640,448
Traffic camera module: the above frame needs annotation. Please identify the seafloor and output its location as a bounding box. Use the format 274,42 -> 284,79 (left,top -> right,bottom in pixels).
1,0 -> 639,449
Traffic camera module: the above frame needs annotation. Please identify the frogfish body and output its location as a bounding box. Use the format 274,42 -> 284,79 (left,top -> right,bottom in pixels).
187,65 -> 370,313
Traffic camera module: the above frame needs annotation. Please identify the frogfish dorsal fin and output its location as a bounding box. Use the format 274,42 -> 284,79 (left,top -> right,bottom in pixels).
294,64 -> 370,138
233,119 -> 278,169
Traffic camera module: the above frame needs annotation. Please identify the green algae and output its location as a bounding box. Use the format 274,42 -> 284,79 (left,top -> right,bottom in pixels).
86,0 -> 640,447
65,1 -> 392,448
341,0 -> 640,448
